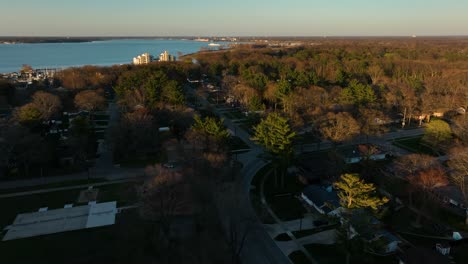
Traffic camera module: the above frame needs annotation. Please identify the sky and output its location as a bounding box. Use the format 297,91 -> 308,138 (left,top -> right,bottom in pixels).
0,0 -> 467,36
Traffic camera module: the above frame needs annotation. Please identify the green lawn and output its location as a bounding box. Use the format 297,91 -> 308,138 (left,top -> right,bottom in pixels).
263,172 -> 307,221
251,162 -> 307,222
392,136 -> 442,156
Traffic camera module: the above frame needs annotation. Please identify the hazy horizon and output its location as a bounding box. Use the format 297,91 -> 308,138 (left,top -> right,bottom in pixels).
1,0 -> 467,36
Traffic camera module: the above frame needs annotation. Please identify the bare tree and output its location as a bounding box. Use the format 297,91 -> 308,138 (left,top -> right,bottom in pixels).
448,146 -> 468,224
215,183 -> 254,264
394,154 -> 438,178
393,154 -> 439,207
408,167 -> 449,226
451,115 -> 468,144
138,165 -> 192,263
74,89 -> 106,113
31,91 -> 62,120
358,108 -> 388,141
318,112 -> 360,145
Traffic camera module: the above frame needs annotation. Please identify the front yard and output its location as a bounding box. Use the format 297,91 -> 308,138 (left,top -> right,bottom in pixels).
392,136 -> 443,156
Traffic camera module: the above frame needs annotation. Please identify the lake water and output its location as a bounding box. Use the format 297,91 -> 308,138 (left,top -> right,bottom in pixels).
0,39 -> 225,73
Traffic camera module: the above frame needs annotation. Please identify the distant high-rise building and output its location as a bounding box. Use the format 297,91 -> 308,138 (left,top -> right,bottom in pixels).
159,51 -> 176,62
133,53 -> 153,65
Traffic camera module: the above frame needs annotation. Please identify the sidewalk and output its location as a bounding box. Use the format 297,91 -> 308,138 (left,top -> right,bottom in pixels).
0,177 -> 145,199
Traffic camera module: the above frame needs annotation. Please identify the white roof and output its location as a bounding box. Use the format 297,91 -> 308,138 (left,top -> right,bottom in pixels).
3,201 -> 117,241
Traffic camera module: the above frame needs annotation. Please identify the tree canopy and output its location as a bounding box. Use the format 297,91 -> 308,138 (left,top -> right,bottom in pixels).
31,91 -> 62,120
319,112 -> 360,144
334,173 -> 389,210
16,103 -> 42,126
252,113 -> 296,156
339,80 -> 376,106
74,90 -> 106,112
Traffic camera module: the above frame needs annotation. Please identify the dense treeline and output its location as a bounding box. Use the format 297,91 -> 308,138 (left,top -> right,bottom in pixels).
194,40 -> 467,144
1,39 -> 467,179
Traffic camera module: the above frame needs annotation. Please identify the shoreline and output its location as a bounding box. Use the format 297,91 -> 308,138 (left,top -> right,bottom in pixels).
0,41 -> 239,74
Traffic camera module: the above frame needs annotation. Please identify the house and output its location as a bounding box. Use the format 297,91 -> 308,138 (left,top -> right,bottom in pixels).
341,144 -> 387,164
301,185 -> 341,215
346,209 -> 402,254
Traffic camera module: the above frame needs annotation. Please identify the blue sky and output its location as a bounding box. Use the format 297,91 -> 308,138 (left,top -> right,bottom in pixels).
0,0 -> 467,36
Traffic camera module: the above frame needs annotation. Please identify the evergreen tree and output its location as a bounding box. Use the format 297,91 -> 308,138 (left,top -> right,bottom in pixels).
252,113 -> 296,187
339,80 -> 376,106
190,115 -> 230,152
334,173 -> 388,210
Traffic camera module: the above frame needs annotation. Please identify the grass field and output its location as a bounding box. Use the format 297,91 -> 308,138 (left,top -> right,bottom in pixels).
263,171 -> 307,221
392,136 -> 442,156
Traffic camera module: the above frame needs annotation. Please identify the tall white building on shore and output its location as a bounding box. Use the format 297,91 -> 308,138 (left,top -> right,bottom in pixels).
159,50 -> 176,62
133,53 -> 152,65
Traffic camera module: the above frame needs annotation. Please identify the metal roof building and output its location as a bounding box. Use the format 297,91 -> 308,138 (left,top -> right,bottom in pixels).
2,201 -> 117,241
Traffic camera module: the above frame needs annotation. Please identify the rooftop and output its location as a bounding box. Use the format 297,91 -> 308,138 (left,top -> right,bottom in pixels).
302,185 -> 340,213
2,201 -> 117,241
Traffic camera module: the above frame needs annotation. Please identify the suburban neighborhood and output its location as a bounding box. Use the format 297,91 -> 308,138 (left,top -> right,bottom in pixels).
1,37 -> 468,264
